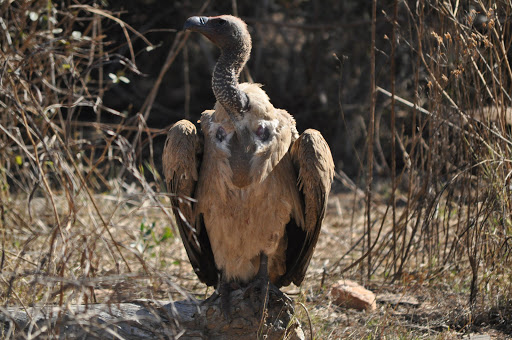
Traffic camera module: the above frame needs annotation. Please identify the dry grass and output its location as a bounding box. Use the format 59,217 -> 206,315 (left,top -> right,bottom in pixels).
1,0 -> 512,339
0,0 -> 192,325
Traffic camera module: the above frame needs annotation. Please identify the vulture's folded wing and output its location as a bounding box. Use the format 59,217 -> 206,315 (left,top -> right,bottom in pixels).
163,120 -> 218,287
279,129 -> 334,287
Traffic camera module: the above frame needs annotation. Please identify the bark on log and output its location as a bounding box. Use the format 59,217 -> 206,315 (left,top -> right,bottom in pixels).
0,286 -> 304,339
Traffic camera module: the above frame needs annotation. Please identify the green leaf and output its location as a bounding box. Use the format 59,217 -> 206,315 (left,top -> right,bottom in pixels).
15,155 -> 22,166
160,227 -> 174,241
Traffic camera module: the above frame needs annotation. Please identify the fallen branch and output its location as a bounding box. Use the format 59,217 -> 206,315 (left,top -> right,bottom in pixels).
0,286 -> 304,340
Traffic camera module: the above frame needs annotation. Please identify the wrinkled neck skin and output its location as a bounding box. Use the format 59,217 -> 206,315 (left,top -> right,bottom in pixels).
212,43 -> 250,117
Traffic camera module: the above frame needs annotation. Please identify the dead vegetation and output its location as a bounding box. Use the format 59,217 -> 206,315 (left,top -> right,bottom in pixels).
1,0 -> 512,339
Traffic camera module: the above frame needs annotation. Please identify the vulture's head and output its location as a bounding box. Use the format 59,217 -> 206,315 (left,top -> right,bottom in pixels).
208,84 -> 294,189
186,15 -> 291,189
183,15 -> 251,55
184,15 -> 252,120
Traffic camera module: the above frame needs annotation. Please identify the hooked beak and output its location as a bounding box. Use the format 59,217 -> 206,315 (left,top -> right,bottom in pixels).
229,128 -> 255,188
183,16 -> 209,31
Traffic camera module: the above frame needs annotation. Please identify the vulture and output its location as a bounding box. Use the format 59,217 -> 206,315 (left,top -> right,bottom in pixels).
163,15 -> 334,311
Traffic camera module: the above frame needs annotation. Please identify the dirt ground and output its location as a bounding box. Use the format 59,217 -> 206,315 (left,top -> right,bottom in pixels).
2,181 -> 511,339
78,188 -> 512,339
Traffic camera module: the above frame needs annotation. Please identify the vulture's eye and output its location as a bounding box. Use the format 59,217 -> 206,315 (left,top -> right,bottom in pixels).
216,19 -> 227,26
256,125 -> 270,142
216,126 -> 227,142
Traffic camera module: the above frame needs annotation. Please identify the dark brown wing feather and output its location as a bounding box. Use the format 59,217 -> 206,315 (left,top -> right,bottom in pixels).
162,120 -> 218,287
277,129 -> 334,287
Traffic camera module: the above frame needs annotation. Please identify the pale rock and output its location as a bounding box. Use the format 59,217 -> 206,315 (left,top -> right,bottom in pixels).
330,279 -> 377,311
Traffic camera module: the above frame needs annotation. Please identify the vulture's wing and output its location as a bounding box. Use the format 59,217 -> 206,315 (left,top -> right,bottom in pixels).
278,129 -> 334,287
163,120 -> 218,287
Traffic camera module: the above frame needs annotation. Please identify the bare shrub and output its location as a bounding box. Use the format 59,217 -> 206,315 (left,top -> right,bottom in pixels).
353,0 -> 512,331
0,1 -> 188,337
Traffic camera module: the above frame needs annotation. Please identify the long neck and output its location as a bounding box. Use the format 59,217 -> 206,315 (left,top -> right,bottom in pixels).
212,43 -> 250,116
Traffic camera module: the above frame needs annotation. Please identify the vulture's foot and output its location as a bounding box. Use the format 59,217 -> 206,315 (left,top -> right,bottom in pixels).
244,253 -> 292,313
218,280 -> 240,319
244,277 -> 291,313
244,275 -> 269,312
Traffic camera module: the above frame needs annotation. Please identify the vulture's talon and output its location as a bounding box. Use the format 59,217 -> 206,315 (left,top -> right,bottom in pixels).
201,290 -> 220,306
244,277 -> 269,312
245,277 -> 290,314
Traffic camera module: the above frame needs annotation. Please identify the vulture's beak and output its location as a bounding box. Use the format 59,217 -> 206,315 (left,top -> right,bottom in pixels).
183,16 -> 208,31
229,128 -> 255,188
